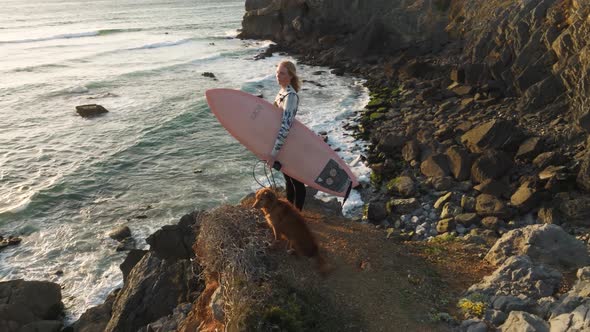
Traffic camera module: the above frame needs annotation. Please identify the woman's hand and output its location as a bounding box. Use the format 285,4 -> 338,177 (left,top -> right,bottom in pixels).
264,154 -> 282,170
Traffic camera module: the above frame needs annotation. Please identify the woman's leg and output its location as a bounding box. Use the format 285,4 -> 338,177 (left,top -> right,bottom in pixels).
283,173 -> 306,210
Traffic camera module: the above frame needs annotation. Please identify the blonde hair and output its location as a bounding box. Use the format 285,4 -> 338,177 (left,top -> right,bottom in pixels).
278,60 -> 301,92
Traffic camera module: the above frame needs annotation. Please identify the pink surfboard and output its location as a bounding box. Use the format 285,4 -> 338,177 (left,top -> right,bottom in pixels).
205,88 -> 359,198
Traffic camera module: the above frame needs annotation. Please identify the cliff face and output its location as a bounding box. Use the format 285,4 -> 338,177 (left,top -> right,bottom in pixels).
448,0 -> 590,124
240,0 -> 452,55
240,0 -> 590,130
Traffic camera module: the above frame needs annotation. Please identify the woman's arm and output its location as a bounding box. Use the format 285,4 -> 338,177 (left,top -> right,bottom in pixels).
270,92 -> 299,158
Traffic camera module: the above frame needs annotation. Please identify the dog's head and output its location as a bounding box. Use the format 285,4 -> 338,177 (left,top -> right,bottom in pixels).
252,188 -> 278,209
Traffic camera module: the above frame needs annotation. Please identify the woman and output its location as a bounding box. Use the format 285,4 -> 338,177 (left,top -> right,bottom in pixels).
267,60 -> 306,211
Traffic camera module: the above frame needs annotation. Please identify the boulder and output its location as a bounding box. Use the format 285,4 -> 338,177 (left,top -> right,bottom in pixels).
120,250 -> 148,283
499,311 -> 549,332
533,151 -> 564,169
473,179 -> 511,198
445,146 -> 472,181
387,198 -> 420,215
471,150 -> 513,184
460,119 -> 525,153
366,200 -> 388,223
441,202 -> 462,219
475,194 -> 511,218
379,134 -> 407,154
104,252 -> 192,332
481,216 -> 503,231
455,213 -> 480,227
549,302 -> 590,332
76,104 -> 109,117
70,289 -> 119,332
420,153 -> 450,178
515,137 -> 543,161
0,280 -> 63,320
510,181 -> 543,212
537,207 -> 561,225
431,176 -> 453,191
402,140 -> 420,162
436,218 -> 456,234
485,224 -> 590,269
386,176 -> 415,197
146,214 -> 199,260
556,193 -> 590,227
461,195 -> 476,212
468,255 -> 561,299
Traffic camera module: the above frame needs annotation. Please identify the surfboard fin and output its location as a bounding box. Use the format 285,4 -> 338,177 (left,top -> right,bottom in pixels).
342,182 -> 353,206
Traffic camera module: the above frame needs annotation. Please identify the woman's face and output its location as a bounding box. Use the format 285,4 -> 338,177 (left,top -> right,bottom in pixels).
276,64 -> 292,88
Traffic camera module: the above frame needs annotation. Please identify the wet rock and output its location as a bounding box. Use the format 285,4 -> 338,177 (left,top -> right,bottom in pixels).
485,224 -> 590,269
475,194 -> 511,218
420,153 -> 450,177
471,150 -> 513,184
445,146 -> 472,181
108,226 -> 131,242
460,119 -> 525,153
202,72 -> 216,79
116,238 -> 137,252
76,104 -> 109,117
499,311 -> 549,332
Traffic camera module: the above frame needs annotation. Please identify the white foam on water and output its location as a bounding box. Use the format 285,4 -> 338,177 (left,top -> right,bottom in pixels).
129,38 -> 194,50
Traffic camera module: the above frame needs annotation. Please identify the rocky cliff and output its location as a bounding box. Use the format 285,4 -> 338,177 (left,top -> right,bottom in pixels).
240,0 -> 590,133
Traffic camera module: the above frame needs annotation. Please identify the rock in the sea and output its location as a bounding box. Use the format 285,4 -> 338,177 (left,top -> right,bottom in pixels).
76,104 -> 109,117
484,224 -> 590,269
202,72 -> 216,79
108,226 -> 131,241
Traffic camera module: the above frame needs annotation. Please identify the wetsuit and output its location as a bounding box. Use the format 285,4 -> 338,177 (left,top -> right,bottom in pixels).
272,84 -> 306,210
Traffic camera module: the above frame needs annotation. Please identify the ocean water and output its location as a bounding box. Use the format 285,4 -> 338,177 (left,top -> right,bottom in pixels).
0,0 -> 370,320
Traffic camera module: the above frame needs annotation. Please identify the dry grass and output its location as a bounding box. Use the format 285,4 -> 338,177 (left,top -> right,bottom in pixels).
193,205 -> 270,331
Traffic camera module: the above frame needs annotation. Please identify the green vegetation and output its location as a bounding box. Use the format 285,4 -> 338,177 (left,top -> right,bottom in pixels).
457,293 -> 487,318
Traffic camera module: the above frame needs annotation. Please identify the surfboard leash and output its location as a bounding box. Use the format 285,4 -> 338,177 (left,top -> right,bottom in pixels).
252,160 -> 279,190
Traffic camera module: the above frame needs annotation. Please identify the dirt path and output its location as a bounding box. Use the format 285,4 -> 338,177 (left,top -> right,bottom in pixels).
265,198 -> 493,331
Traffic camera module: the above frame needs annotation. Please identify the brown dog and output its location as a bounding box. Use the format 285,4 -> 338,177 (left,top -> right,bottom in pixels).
252,188 -> 327,275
